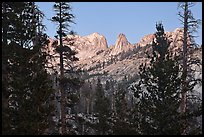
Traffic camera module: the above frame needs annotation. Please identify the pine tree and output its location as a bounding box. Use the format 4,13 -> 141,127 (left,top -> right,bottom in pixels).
51,2 -> 80,134
2,2 -> 55,135
112,83 -> 136,135
130,23 -> 182,135
178,2 -> 202,134
94,78 -> 111,135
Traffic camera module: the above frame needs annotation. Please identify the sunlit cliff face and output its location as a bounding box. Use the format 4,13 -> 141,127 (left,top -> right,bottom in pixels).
44,28 -> 200,82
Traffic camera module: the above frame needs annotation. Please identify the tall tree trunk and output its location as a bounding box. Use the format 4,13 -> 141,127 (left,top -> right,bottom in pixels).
180,2 -> 188,135
59,2 -> 66,135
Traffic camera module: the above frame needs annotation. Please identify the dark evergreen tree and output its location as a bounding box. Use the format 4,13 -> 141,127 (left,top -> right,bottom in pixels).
130,23 -> 182,135
111,83 -> 138,135
94,78 -> 111,135
51,2 -> 81,135
2,2 -> 55,135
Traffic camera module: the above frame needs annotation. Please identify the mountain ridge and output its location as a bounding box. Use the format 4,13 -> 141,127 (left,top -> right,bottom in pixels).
45,28 -> 202,84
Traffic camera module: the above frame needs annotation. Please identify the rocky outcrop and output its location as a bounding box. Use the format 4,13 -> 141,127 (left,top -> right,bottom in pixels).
85,32 -> 108,50
111,33 -> 134,55
73,32 -> 108,59
45,28 -> 200,81
137,34 -> 155,47
46,28 -> 187,59
115,33 -> 130,49
136,28 -> 185,48
134,28 -> 186,54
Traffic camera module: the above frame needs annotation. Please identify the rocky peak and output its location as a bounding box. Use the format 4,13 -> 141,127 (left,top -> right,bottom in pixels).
115,33 -> 130,49
45,28 -> 201,83
85,32 -> 108,49
89,32 -> 101,37
110,33 -> 133,55
137,34 -> 155,47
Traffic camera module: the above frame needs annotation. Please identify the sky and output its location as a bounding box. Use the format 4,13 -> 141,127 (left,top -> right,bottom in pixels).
36,2 -> 202,46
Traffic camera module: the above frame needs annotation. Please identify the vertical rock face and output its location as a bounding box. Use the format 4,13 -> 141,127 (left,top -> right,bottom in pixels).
111,33 -> 133,55
45,28 -> 189,60
115,33 -> 131,49
44,28 -> 199,79
85,32 -> 108,50
74,32 -> 108,59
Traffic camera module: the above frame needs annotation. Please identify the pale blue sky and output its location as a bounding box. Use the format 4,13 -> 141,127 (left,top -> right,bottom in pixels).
36,2 -> 202,46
